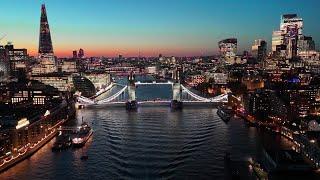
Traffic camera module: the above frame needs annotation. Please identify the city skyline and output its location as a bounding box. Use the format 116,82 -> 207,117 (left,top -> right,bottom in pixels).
1,0 -> 320,57
1,1 -> 320,179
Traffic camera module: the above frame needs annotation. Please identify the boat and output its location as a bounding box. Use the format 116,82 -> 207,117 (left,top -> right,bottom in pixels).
52,133 -> 72,151
72,121 -> 93,148
217,105 -> 233,123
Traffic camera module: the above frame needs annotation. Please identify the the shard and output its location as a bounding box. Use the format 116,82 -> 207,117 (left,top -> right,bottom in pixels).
38,4 -> 53,55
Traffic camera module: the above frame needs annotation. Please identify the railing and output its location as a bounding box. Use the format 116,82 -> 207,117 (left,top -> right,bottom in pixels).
135,81 -> 173,85
96,86 -> 128,104
180,84 -> 211,102
91,82 -> 115,98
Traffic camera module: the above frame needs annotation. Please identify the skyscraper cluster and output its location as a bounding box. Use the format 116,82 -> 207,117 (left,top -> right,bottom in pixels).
272,14 -> 315,59
72,48 -> 85,58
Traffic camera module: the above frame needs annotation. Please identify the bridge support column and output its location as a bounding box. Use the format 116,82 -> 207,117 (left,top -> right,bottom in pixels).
171,69 -> 183,109
126,72 -> 137,110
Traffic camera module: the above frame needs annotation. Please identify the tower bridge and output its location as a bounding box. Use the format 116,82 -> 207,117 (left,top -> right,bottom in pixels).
76,71 -> 228,109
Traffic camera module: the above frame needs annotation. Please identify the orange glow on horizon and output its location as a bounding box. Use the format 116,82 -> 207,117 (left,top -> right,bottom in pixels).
26,46 -> 210,58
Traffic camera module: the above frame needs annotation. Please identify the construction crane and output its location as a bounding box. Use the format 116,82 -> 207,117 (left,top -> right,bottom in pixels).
0,34 -> 7,45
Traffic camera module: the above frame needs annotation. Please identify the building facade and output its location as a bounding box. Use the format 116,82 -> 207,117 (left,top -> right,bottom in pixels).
252,39 -> 267,63
31,74 -> 73,92
218,38 -> 237,64
0,45 -> 8,81
0,43 -> 28,80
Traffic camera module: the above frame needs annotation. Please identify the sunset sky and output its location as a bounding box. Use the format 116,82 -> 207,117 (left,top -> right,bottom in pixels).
0,0 -> 319,57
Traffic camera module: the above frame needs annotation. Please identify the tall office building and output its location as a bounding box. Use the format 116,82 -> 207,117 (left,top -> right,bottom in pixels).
0,45 -> 8,81
298,36 -> 315,52
251,39 -> 267,63
0,43 -> 28,80
218,38 -> 237,64
280,14 -> 303,59
73,50 -> 78,58
78,48 -> 84,58
5,43 -> 28,78
272,30 -> 287,58
297,36 -> 317,60
280,14 -> 303,38
39,4 -> 53,55
271,14 -> 305,59
38,4 -> 56,74
272,31 -> 284,52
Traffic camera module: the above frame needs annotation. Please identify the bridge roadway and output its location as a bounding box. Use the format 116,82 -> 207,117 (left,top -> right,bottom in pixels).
78,100 -> 224,108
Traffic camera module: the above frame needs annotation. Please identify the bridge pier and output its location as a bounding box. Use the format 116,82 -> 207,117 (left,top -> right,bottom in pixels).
126,72 -> 137,110
171,68 -> 183,109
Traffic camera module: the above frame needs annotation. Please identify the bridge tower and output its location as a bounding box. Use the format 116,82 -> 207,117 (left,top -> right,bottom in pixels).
126,71 -> 137,110
171,68 -> 183,109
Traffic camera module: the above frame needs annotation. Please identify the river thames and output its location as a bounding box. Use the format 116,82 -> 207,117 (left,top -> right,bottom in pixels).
1,82 -> 319,179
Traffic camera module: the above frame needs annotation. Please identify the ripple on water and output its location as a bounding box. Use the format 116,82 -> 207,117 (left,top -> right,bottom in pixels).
0,107 -> 262,180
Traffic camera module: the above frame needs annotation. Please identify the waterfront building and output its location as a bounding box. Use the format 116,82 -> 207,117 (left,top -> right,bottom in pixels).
31,74 -> 73,92
279,79 -> 320,120
218,38 -> 237,64
0,80 -> 74,167
251,39 -> 267,63
1,80 -> 59,105
244,89 -> 287,120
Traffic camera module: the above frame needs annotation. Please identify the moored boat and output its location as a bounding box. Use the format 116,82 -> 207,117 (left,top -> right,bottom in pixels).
72,121 -> 93,148
52,133 -> 72,151
217,105 -> 233,123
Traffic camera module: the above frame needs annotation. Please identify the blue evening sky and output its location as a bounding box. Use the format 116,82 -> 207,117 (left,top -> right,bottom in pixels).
0,0 -> 319,56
